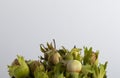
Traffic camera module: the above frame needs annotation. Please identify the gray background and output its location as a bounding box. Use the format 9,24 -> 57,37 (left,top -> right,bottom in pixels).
0,0 -> 119,78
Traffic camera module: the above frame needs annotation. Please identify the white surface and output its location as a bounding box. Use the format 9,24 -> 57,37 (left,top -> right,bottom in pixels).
0,0 -> 119,78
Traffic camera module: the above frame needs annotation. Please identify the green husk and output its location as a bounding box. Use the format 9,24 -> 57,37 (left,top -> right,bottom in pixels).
8,55 -> 30,78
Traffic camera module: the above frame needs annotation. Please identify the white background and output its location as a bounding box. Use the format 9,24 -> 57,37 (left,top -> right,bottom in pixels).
0,0 -> 119,78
